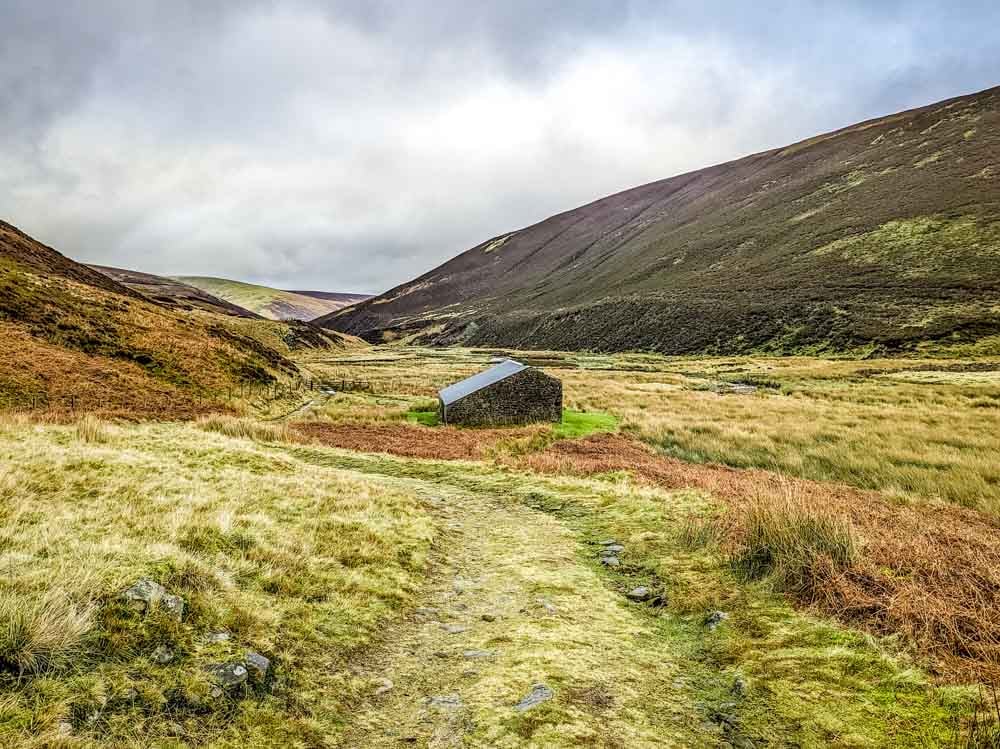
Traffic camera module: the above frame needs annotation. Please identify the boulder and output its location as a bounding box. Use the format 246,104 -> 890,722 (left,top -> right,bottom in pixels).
426,694 -> 462,710
122,579 -> 166,612
152,645 -> 174,664
626,586 -> 652,602
514,683 -> 554,712
245,651 -> 271,678
161,594 -> 185,621
207,662 -> 249,689
705,611 -> 729,630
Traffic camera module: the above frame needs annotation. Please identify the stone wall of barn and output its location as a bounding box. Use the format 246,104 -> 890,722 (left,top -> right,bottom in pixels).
439,368 -> 562,426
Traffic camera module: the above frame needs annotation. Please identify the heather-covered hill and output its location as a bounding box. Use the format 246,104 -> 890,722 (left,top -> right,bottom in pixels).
0,222 -> 342,417
322,85 -> 1000,356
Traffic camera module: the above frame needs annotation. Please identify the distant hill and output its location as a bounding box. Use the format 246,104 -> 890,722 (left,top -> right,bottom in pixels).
321,85 -> 1000,356
286,289 -> 373,304
88,265 -> 262,319
0,221 -> 350,417
176,276 -> 370,321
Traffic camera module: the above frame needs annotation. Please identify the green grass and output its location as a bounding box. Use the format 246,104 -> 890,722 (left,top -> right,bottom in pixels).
402,406 -> 615,438
0,417 -> 435,747
404,401 -> 439,426
552,409 -> 618,439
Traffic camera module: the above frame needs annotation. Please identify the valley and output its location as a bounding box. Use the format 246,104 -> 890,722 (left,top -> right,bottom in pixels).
2,339 -> 998,746
1,77 -> 998,747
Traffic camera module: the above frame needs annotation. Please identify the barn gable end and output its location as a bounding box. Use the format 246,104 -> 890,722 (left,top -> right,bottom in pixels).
438,361 -> 562,426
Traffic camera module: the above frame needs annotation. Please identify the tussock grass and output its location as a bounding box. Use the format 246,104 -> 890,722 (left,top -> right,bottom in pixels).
729,485 -> 859,595
75,414 -> 110,443
196,415 -> 296,443
0,591 -> 94,676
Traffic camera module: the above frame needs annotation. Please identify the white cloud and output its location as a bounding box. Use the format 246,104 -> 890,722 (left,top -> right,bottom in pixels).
2,1 -> 997,293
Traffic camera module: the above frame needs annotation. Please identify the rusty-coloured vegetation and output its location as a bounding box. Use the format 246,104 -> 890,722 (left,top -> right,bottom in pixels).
518,434 -> 1000,684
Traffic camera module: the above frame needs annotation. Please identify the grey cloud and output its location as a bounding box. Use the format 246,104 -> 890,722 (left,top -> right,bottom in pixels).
1,0 -> 997,294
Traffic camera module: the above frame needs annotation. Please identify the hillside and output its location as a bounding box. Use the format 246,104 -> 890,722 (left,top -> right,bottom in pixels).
321,85 -> 1000,356
0,222 -> 346,417
88,265 -> 262,319
176,276 -> 370,321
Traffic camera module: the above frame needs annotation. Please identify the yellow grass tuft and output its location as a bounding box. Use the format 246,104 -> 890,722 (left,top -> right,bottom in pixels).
196,415 -> 297,443
729,483 -> 859,595
0,591 -> 94,676
75,414 -> 111,443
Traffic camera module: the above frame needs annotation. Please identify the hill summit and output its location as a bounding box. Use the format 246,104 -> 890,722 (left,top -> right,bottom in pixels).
321,85 -> 1000,356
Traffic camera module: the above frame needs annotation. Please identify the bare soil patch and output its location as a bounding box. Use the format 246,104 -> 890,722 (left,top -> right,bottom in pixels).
516,434 -> 1000,684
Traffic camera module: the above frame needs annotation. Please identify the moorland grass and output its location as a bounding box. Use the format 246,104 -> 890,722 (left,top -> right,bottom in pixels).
302,347 -> 1000,512
728,485 -> 859,594
282,442 -> 973,746
0,417 -> 435,747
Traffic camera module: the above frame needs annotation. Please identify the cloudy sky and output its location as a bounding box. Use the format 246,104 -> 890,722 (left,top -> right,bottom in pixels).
2,1 -> 998,294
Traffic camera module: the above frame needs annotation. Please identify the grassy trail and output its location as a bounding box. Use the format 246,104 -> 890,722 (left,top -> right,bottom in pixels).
334,474 -> 714,747
283,444 -> 967,747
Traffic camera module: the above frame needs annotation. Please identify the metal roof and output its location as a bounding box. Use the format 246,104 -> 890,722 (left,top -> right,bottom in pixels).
438,359 -> 527,406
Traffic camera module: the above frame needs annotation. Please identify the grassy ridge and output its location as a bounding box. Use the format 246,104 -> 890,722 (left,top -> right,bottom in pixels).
177,277 -> 368,322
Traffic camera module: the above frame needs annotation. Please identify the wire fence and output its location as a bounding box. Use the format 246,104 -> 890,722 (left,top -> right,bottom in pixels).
0,377 -> 380,414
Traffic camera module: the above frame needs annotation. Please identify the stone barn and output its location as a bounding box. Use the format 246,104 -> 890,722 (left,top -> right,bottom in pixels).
438,359 -> 562,427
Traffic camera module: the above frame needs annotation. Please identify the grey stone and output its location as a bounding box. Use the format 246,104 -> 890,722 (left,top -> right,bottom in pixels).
600,556 -> 620,567
426,694 -> 462,710
598,539 -> 618,546
161,594 -> 185,621
206,631 -> 230,644
374,677 -> 394,696
164,721 -> 185,737
441,623 -> 467,634
514,683 -> 554,712
600,544 -> 624,555
732,676 -> 748,698
122,579 -> 166,611
535,598 -> 558,614
462,649 -> 496,659
245,652 -> 270,678
705,611 -> 729,630
626,586 -> 652,602
206,662 -> 249,688
152,645 -> 174,664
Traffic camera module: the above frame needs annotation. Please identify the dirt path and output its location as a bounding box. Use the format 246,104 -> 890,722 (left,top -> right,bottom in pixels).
335,480 -> 716,748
